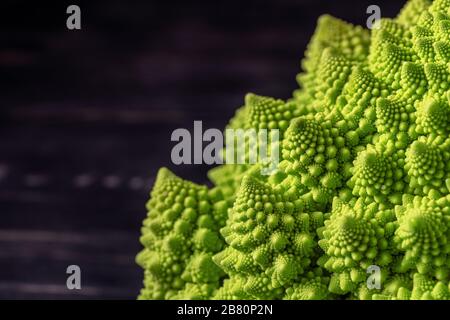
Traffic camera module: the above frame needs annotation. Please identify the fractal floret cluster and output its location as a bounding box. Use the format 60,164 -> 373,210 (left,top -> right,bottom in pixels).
137,0 -> 450,300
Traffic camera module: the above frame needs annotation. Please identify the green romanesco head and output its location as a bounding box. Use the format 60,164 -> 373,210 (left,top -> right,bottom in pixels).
136,168 -> 229,299
212,175 -> 325,299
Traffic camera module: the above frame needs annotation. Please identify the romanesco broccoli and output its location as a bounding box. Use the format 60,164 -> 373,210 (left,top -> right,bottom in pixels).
137,0 -> 450,300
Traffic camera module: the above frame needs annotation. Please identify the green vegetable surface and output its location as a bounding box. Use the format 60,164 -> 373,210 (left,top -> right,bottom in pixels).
137,0 -> 450,300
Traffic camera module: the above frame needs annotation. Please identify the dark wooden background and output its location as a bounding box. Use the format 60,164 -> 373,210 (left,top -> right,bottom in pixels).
0,0 -> 403,299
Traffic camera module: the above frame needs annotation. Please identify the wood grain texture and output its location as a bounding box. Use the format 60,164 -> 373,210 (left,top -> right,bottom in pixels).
0,0 -> 404,299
